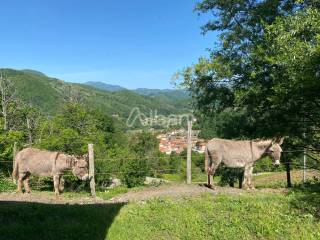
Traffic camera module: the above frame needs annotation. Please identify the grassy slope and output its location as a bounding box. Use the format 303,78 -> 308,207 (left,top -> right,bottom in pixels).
107,193 -> 320,240
0,192 -> 319,240
1,69 -> 190,118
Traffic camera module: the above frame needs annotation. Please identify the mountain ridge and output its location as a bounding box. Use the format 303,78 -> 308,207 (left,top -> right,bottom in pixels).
83,81 -> 189,100
0,69 -> 191,128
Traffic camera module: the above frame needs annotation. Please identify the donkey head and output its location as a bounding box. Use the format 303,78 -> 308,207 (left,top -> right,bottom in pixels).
71,154 -> 89,180
267,137 -> 284,166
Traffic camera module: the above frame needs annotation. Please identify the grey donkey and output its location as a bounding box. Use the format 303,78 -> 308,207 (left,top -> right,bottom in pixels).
13,148 -> 89,197
205,137 -> 284,189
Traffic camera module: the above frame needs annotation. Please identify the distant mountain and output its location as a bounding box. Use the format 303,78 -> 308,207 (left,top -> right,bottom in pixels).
21,69 -> 47,77
133,88 -> 190,101
84,81 -> 126,92
83,82 -> 190,101
0,69 -> 191,128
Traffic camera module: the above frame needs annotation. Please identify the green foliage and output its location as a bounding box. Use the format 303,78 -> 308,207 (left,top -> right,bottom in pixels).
177,1 -> 320,151
217,166 -> 244,187
197,108 -> 254,140
290,179 -> 320,219
121,158 -> 149,188
129,131 -> 159,157
0,130 -> 25,174
0,174 -> 16,192
37,103 -> 110,156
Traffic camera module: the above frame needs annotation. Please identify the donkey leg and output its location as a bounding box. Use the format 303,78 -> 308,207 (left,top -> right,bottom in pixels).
247,165 -> 255,190
23,177 -> 31,193
53,175 -> 61,198
17,172 -> 26,193
205,165 -> 218,189
207,174 -> 211,187
17,178 -> 23,193
206,175 -> 214,189
242,165 -> 251,190
58,176 -> 65,193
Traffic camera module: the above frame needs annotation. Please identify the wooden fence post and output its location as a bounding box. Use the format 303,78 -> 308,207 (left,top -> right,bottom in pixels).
303,149 -> 306,183
187,120 -> 192,184
285,160 -> 292,188
88,144 -> 96,197
13,142 -> 17,183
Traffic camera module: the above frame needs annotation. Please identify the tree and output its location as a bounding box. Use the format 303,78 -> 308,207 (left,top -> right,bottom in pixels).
0,72 -> 16,130
177,0 -> 320,146
23,104 -> 42,146
37,103 -> 109,156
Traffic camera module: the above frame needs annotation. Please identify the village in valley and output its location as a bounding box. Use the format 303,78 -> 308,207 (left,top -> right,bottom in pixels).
157,129 -> 207,155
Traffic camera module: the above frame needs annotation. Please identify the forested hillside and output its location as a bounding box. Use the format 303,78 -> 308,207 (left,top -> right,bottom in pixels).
1,69 -> 191,121
84,82 -> 191,110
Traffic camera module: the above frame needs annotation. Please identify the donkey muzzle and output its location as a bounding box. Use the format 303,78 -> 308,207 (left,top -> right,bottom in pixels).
273,160 -> 280,167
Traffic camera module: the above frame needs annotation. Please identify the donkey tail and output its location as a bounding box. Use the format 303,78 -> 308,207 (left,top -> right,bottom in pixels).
205,147 -> 210,174
12,156 -> 19,181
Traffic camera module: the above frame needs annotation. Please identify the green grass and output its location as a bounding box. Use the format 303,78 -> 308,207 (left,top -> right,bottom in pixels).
0,175 -> 16,192
107,192 -> 320,240
1,190 -> 319,240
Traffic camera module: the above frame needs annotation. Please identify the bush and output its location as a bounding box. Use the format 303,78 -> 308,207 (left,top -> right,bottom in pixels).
168,154 -> 183,173
0,173 -> 16,192
95,159 -> 121,190
193,153 -> 205,172
217,166 -> 244,187
254,156 -> 285,173
121,158 -> 148,188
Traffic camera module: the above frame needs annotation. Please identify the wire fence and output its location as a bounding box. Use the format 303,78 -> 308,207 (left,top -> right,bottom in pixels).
1,149 -> 319,188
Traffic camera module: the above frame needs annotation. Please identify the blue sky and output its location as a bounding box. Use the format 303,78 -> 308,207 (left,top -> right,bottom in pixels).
0,0 -> 217,89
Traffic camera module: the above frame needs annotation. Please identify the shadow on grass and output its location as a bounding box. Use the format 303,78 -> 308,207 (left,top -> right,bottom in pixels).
290,180 -> 320,219
0,200 -> 125,240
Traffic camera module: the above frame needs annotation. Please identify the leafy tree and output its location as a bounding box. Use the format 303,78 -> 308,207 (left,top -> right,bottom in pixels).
129,131 -> 159,156
178,0 -> 320,146
121,157 -> 149,188
37,103 -> 110,157
176,1 -> 320,184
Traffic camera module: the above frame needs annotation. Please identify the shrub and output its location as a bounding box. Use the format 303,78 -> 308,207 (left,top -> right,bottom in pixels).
121,158 -> 148,188
95,158 -> 121,190
0,173 -> 16,192
217,166 -> 244,187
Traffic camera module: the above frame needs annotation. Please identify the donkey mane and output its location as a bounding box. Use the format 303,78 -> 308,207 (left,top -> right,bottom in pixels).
252,138 -> 272,143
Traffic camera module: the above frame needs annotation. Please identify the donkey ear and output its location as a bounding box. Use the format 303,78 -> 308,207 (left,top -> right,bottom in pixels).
72,155 -> 78,162
277,137 -> 284,145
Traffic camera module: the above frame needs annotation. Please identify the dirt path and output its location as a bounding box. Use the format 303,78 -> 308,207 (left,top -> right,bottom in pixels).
110,184 -> 287,202
0,191 -> 107,205
0,184 -> 287,204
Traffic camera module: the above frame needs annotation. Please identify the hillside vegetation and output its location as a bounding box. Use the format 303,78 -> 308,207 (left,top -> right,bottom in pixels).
1,69 -> 191,123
